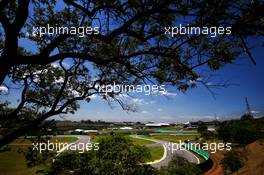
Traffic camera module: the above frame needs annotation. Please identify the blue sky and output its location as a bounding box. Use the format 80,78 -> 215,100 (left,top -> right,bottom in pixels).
0,2 -> 263,123
72,65 -> 263,123
1,38 -> 263,123
63,42 -> 264,123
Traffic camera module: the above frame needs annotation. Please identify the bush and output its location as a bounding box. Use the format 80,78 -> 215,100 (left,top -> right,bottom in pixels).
46,134 -> 157,175
217,119 -> 264,145
160,156 -> 202,175
221,149 -> 247,174
136,130 -> 150,136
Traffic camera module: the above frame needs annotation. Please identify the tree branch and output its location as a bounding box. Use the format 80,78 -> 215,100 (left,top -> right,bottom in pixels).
12,0 -> 30,35
239,35 -> 257,65
0,0 -> 9,10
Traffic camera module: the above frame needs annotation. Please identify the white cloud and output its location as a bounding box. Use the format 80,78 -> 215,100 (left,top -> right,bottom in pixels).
51,62 -> 70,69
151,87 -> 177,97
205,82 -> 213,86
116,93 -> 129,100
145,100 -> 156,105
189,80 -> 196,84
251,110 -> 259,114
54,77 -> 64,83
156,91 -> 177,97
89,94 -> 97,100
131,98 -> 144,105
71,90 -> 80,97
0,86 -> 9,94
141,110 -> 149,114
157,108 -> 163,112
51,63 -> 59,68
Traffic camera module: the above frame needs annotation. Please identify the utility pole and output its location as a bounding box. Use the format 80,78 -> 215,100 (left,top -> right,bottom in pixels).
214,113 -> 217,121
245,97 -> 252,115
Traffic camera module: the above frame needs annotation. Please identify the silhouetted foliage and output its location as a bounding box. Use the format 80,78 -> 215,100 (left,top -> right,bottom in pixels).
217,119 -> 264,144
221,149 -> 247,175
46,135 -> 156,175
160,155 -> 201,175
0,0 -> 263,147
240,113 -> 254,120
197,124 -> 208,139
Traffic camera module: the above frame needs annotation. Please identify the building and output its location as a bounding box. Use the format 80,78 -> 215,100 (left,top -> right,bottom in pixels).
83,130 -> 98,135
145,123 -> 170,127
74,129 -> 84,132
119,127 -> 133,130
183,120 -> 218,130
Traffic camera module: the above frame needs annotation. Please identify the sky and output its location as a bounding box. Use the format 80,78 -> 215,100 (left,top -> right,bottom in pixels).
66,49 -> 264,123
0,2 -> 263,123
53,38 -> 263,123
1,37 -> 264,124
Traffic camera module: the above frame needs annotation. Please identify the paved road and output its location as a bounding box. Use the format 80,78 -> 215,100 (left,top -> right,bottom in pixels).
75,135 -> 91,144
131,135 -> 200,169
55,134 -> 199,169
55,135 -> 91,156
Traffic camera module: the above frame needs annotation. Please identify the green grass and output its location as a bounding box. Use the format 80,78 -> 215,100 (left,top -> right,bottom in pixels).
128,136 -> 155,145
100,129 -> 139,135
144,135 -> 197,143
50,137 -> 78,143
0,145 -> 47,175
0,137 -> 78,175
178,131 -> 198,135
91,135 -> 155,145
154,130 -> 198,134
12,136 -> 79,144
147,145 -> 164,162
128,136 -> 164,162
90,135 -> 163,162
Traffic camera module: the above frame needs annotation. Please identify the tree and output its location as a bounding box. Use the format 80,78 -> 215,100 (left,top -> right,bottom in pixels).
221,149 -> 247,175
217,122 -> 233,143
46,135 -> 156,175
217,120 -> 263,145
197,124 -> 208,139
160,155 -> 201,175
0,0 -> 264,147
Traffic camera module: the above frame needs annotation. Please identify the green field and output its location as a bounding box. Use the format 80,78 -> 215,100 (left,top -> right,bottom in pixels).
0,135 -> 168,174
129,136 -> 164,162
143,135 -> 198,143
49,137 -> 78,143
11,136 -> 79,144
91,135 -> 155,145
147,145 -> 164,162
0,137 -> 78,175
128,136 -> 155,145
100,129 -> 139,135
154,130 -> 198,134
0,144 -> 47,175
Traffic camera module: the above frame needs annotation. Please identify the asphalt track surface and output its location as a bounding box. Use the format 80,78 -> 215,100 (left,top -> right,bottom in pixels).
56,135 -> 199,169
131,135 -> 200,169
55,135 -> 91,156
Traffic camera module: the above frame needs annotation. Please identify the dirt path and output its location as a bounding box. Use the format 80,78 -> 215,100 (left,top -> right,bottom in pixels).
204,154 -> 224,175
